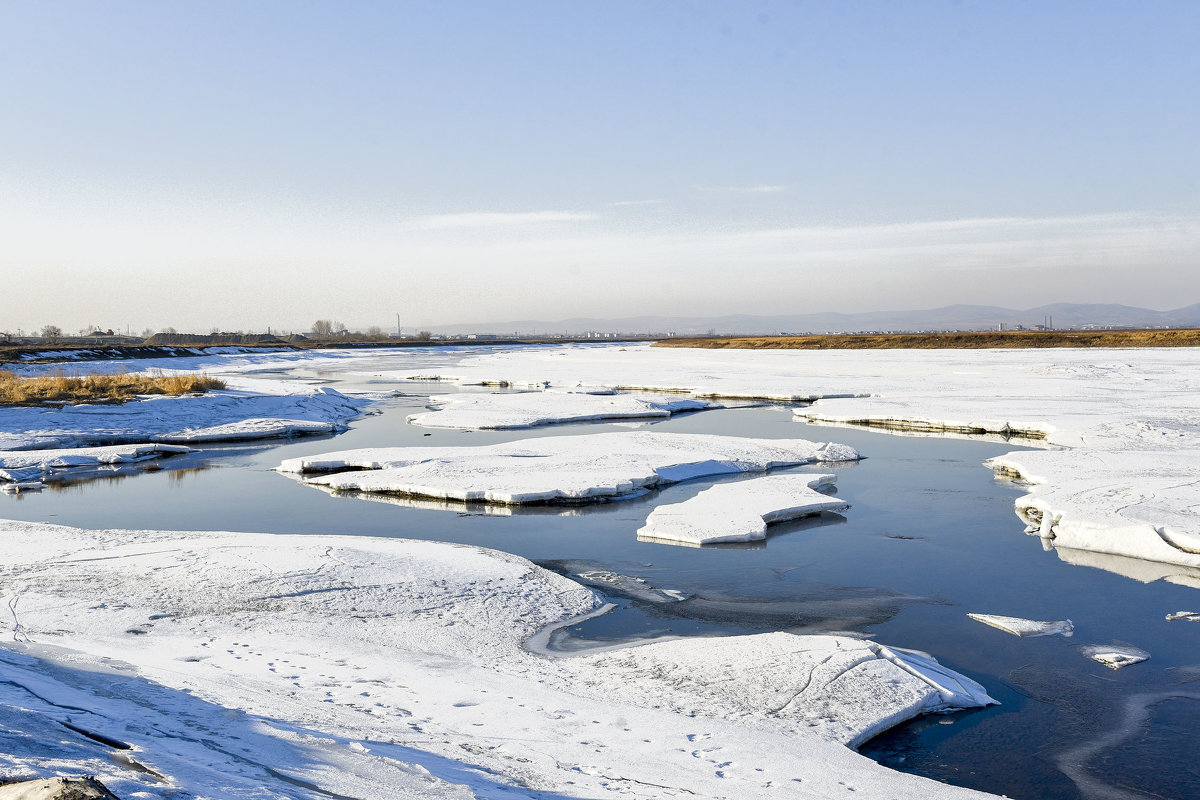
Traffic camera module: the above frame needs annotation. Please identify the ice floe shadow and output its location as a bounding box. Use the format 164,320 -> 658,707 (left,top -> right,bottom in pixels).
537,558 -> 943,650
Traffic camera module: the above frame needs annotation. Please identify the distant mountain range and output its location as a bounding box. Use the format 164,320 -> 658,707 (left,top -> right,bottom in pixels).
428,303 -> 1200,337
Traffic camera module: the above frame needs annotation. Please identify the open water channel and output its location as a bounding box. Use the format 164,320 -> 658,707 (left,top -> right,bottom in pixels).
3,352 -> 1198,800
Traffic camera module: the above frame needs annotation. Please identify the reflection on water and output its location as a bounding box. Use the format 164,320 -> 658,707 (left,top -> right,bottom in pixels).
3,392 -> 1200,800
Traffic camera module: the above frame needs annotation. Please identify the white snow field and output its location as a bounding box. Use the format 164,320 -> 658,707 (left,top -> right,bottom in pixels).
0,520 -> 997,800
0,386 -> 368,450
636,473 -> 849,546
407,390 -> 718,429
403,343 -> 1200,575
279,431 -> 859,505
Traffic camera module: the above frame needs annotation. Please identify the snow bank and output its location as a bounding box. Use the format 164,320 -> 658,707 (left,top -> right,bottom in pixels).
0,519 -> 998,800
967,613 -> 1075,638
407,390 -> 717,429
280,431 -> 860,505
637,473 -> 849,546
0,386 -> 368,450
0,443 -> 189,488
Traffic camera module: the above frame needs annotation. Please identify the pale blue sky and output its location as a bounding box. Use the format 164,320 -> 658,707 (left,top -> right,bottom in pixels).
2,1 -> 1197,333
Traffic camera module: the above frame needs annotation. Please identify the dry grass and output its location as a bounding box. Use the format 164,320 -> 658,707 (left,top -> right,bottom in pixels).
655,328 -> 1200,350
0,369 -> 226,406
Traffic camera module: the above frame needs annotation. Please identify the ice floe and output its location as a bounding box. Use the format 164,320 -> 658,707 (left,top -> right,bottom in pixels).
967,613 -> 1075,638
637,473 -> 849,546
279,431 -> 859,505
407,390 -> 718,429
0,443 -> 190,489
0,519 -> 998,800
1081,644 -> 1150,669
0,386 -> 368,450
1165,611 -> 1200,622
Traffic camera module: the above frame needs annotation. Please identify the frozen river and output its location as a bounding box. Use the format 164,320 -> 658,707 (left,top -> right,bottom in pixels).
4,345 -> 1199,799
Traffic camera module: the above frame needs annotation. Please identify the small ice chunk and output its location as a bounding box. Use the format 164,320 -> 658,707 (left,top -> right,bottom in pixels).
1166,611 -> 1200,622
967,613 -> 1074,638
637,473 -> 849,546
1082,644 -> 1150,669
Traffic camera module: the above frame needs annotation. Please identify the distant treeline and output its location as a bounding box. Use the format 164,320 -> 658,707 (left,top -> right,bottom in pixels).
144,332 -> 296,346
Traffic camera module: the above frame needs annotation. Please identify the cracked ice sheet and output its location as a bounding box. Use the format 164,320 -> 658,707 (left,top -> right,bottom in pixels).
637,473 -> 849,546
0,386 -> 369,450
407,390 -> 719,429
399,343 -> 1200,575
279,431 -> 860,505
0,519 -> 997,800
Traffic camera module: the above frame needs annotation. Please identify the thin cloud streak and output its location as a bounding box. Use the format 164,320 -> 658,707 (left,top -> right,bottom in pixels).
404,211 -> 600,230
696,184 -> 789,194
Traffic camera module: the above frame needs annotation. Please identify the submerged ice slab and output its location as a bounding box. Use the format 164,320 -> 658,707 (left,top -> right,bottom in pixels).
0,519 -> 999,800
279,431 -> 860,505
407,390 -> 718,429
968,613 -> 1075,638
0,386 -> 368,450
1081,644 -> 1150,669
637,473 -> 849,546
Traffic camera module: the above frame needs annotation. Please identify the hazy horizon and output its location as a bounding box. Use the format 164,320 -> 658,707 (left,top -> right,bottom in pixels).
3,2 -> 1198,334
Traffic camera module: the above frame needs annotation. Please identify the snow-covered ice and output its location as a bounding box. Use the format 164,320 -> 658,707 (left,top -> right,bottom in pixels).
0,519 -> 998,800
1080,644 -> 1150,669
637,473 -> 849,546
396,343 -> 1200,576
0,443 -> 189,488
1166,611 -> 1200,621
280,431 -> 859,505
0,386 -> 368,450
967,613 -> 1075,638
407,390 -> 718,429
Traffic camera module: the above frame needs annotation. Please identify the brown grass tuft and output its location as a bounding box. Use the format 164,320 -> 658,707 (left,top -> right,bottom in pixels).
0,369 -> 226,407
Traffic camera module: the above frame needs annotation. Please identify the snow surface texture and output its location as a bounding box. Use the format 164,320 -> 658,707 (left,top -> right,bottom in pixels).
0,387 -> 367,450
0,519 -> 997,800
0,443 -> 189,490
407,390 -> 718,429
637,473 -> 849,546
967,613 -> 1075,638
405,343 -> 1200,576
280,431 -> 860,505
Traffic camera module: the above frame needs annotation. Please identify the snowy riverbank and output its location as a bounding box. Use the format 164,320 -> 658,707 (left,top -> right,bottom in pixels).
0,520 -> 996,800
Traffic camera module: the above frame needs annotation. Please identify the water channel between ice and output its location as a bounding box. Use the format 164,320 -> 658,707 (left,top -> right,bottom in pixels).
4,376 -> 1199,800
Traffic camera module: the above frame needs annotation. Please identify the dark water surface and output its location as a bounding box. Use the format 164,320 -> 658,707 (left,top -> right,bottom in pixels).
5,385 -> 1199,800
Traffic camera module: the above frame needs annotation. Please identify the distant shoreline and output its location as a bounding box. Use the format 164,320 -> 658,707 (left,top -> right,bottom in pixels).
655,328 -> 1200,350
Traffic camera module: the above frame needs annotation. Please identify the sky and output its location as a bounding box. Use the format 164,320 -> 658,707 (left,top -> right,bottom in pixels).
2,0 -> 1198,334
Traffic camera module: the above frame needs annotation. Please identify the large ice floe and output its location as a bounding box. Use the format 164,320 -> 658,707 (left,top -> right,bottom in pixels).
637,473 -> 849,546
406,343 -> 1200,577
0,386 -> 368,450
279,431 -> 859,505
407,389 -> 718,429
0,519 -> 997,800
